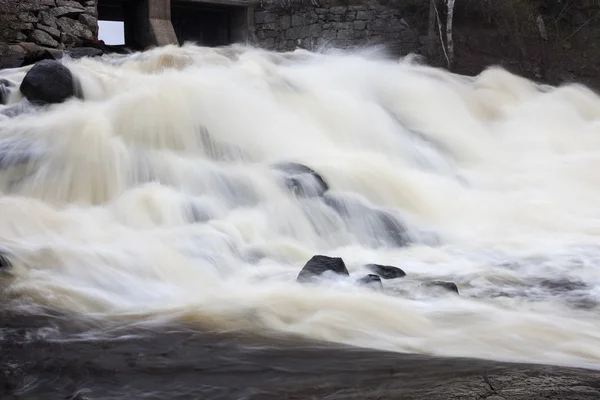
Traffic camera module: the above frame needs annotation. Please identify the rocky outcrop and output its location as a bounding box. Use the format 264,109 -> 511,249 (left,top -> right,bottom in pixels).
19,59 -> 81,105
0,0 -> 98,49
253,1 -> 419,53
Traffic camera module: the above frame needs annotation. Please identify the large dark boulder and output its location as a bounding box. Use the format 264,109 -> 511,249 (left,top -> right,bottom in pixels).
272,162 -> 329,198
297,255 -> 349,283
19,59 -> 82,105
365,263 -> 406,279
356,274 -> 383,290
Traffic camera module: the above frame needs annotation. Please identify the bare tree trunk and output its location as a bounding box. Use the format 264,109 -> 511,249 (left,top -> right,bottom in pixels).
427,0 -> 436,58
446,0 -> 456,68
431,0 -> 450,68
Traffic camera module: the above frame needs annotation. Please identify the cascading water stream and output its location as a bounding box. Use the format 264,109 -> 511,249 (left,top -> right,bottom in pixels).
1,44 -> 600,370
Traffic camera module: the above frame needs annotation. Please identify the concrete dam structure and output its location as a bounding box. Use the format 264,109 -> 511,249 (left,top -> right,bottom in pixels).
98,0 -> 254,49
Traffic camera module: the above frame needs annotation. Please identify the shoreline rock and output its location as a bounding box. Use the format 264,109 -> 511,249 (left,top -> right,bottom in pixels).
1,310 -> 598,400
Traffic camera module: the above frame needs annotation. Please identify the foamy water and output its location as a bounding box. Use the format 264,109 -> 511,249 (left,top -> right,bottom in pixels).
1,43 -> 600,369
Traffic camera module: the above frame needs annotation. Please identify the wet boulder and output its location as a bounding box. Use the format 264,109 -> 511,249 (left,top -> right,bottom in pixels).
425,281 -> 459,295
365,263 -> 406,279
272,162 -> 329,198
356,274 -> 383,290
297,255 -> 349,283
20,60 -> 82,105
0,253 -> 12,270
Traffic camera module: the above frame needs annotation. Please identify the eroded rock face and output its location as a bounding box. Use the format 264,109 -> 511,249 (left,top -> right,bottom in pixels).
0,0 -> 98,48
19,59 -> 81,104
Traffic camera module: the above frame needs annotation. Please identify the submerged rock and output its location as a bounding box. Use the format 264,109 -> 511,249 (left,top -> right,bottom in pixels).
272,162 -> 329,198
20,60 -> 82,105
365,263 -> 406,279
426,281 -> 459,295
356,274 -> 383,290
323,193 -> 411,248
297,255 -> 349,283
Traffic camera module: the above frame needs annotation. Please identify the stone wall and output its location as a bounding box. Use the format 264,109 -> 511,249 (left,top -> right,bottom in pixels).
0,0 -> 98,49
252,1 -> 420,54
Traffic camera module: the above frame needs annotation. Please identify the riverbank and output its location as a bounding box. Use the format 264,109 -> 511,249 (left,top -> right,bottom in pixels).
2,310 -> 599,400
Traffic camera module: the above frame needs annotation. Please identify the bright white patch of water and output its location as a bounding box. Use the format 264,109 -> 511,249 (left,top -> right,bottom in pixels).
1,44 -> 600,369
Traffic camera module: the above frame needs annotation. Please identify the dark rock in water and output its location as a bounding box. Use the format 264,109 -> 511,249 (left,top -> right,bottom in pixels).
365,263 -> 406,279
0,83 -> 10,105
272,162 -> 329,198
0,253 -> 12,269
297,255 -> 349,283
20,59 -> 82,105
426,281 -> 459,295
356,274 -> 383,290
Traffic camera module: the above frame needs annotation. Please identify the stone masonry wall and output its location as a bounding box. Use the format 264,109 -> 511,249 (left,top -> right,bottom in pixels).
0,0 -> 98,49
253,1 -> 419,54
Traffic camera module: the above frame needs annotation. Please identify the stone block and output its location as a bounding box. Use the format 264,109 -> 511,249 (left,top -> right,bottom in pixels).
39,11 -> 58,28
299,25 -> 310,38
10,22 -> 35,31
57,17 -> 93,39
56,0 -> 83,7
18,12 -> 39,23
49,6 -> 84,17
37,23 -> 61,38
291,14 -> 304,27
322,29 -> 336,40
330,6 -> 346,15
356,10 -> 373,21
31,29 -> 59,47
41,0 -> 56,5
343,11 -> 356,22
337,30 -> 351,40
280,15 -> 291,30
325,14 -> 343,22
309,24 -> 321,37
332,22 -> 351,30
353,29 -> 367,39
353,21 -> 366,30
17,0 -> 46,12
78,13 -> 97,30
285,27 -> 300,40
84,6 -> 97,17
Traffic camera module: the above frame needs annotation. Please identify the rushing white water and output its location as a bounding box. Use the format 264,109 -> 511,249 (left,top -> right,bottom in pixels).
1,43 -> 600,369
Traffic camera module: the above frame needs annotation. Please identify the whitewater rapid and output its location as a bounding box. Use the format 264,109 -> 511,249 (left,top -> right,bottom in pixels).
1,44 -> 600,369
